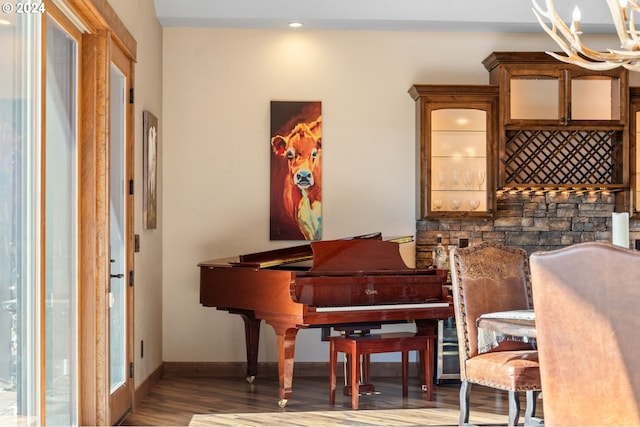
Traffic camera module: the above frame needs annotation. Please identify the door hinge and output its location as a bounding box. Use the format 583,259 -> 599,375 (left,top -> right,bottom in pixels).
129,179 -> 134,195
129,362 -> 134,379
128,271 -> 134,287
129,88 -> 134,104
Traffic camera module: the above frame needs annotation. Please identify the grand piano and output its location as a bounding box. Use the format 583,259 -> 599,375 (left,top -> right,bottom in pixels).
199,233 -> 453,407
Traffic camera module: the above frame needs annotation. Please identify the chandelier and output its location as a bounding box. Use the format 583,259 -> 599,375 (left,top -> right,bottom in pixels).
532,0 -> 640,71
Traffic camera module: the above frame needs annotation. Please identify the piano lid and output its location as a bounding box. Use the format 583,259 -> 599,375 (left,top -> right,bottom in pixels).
310,239 -> 409,272
232,232 -> 384,269
199,233 -> 415,270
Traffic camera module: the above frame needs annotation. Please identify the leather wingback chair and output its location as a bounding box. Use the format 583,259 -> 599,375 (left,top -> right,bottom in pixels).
530,242 -> 640,426
450,241 -> 541,426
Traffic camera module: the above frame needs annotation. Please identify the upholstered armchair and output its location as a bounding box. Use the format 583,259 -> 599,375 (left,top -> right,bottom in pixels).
450,241 -> 541,426
530,242 -> 640,426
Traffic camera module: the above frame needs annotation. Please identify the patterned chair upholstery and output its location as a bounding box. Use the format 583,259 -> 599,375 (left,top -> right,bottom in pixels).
450,241 -> 541,426
530,242 -> 640,426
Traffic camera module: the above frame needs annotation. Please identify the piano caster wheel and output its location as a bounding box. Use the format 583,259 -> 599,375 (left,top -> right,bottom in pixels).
278,399 -> 288,408
246,375 -> 255,384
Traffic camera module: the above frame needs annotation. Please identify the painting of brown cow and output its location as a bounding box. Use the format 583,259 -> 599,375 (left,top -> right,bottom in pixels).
270,101 -> 322,241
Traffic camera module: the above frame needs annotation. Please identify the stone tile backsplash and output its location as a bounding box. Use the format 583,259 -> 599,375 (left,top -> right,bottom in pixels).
416,191 -> 640,268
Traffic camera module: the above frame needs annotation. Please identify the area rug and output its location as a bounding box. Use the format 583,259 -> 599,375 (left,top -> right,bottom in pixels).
189,407 -> 506,426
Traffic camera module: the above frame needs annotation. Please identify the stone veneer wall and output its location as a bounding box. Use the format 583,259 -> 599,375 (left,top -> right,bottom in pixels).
415,192 -> 640,268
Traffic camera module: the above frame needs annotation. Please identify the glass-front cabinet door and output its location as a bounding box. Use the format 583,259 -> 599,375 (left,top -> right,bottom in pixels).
430,108 -> 488,214
631,89 -> 640,219
508,68 -> 562,123
506,68 -> 623,126
483,52 -> 627,127
409,85 -> 498,219
570,72 -> 622,122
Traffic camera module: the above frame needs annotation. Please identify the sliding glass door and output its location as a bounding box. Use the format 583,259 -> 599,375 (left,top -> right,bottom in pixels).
0,12 -> 41,425
1,2 -> 136,424
44,13 -> 80,426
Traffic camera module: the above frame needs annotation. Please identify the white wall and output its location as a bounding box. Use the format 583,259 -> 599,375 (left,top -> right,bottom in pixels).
162,27 -> 630,363
108,0 -> 164,386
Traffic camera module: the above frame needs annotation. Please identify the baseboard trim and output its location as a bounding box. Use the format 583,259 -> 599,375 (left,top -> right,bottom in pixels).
162,361 -> 419,379
133,364 -> 164,410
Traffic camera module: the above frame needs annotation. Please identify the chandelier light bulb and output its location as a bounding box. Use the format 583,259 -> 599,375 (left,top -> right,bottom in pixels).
571,6 -> 582,34
572,6 -> 581,21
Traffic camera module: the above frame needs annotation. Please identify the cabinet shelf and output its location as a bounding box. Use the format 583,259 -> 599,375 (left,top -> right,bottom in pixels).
432,156 -> 487,159
432,189 -> 485,192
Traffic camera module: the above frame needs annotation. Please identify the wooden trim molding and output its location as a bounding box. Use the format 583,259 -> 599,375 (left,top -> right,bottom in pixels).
162,362 -> 419,380
78,29 -> 111,426
133,365 -> 164,410
52,0 -> 137,61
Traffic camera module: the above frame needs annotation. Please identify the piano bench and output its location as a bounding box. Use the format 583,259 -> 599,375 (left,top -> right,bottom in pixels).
328,332 -> 436,410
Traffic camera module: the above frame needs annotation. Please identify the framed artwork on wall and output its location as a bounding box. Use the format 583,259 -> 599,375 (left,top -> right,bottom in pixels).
143,110 -> 158,229
270,101 -> 322,241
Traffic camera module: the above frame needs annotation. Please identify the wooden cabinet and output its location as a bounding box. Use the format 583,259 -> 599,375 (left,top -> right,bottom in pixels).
409,85 -> 498,219
483,52 -> 627,127
483,52 -> 629,191
411,52 -> 633,220
630,88 -> 640,219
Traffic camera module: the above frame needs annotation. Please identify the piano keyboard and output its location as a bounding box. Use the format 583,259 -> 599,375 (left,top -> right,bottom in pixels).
314,302 -> 450,312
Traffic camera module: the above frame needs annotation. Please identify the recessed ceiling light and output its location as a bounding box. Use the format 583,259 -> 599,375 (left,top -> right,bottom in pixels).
288,22 -> 303,28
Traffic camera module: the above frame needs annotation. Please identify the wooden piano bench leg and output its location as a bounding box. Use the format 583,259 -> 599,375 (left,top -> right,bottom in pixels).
401,350 -> 409,397
421,336 -> 435,401
351,345 -> 360,410
329,333 -> 437,409
329,339 -> 337,405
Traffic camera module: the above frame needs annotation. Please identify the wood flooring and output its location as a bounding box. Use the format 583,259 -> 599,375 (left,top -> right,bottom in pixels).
122,374 -> 543,426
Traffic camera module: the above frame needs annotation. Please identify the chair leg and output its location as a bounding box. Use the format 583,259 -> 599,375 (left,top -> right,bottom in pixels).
524,390 -> 538,426
459,381 -> 471,426
507,391 -> 520,427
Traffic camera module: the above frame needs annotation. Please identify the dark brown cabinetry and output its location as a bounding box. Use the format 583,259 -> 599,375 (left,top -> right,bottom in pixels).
483,52 -> 629,191
630,88 -> 640,218
483,52 -> 627,127
409,85 -> 498,219
412,52 -> 634,221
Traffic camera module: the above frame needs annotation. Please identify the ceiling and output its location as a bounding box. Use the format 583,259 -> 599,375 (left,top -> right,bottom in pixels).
153,0 -> 617,34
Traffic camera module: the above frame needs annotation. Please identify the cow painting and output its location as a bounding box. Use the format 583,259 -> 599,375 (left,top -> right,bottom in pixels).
270,101 -> 322,241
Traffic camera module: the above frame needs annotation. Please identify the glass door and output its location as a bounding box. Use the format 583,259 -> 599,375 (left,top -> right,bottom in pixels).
108,41 -> 134,425
44,13 -> 80,426
109,61 -> 126,395
0,12 -> 41,425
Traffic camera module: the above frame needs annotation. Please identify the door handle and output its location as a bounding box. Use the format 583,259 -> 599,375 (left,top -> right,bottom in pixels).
110,273 -> 124,279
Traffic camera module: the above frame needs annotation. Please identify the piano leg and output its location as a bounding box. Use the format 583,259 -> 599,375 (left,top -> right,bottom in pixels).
268,323 -> 299,408
232,310 -> 261,383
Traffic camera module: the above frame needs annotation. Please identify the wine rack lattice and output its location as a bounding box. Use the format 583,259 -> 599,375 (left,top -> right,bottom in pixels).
504,129 -> 623,185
